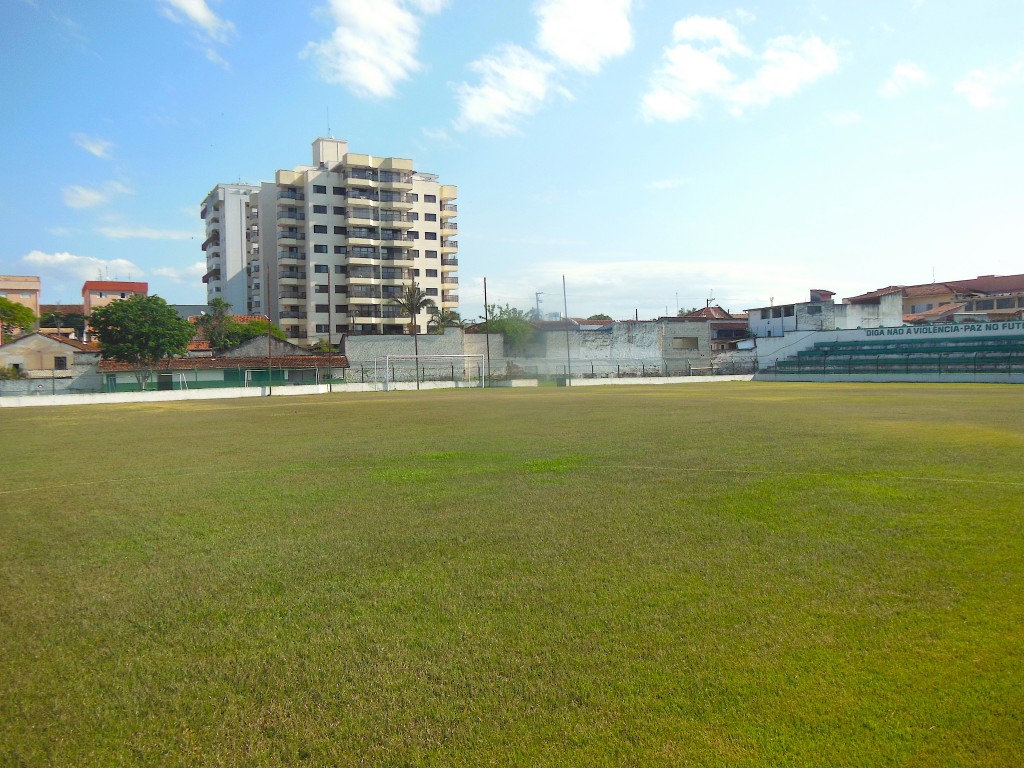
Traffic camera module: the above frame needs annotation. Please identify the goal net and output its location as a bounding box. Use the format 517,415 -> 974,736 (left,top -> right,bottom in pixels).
375,354 -> 485,390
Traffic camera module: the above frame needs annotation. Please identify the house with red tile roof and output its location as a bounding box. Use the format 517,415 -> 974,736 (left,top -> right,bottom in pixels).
845,273 -> 1024,322
0,332 -> 103,393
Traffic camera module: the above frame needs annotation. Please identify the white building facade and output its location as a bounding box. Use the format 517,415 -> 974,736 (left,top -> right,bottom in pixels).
201,183 -> 260,310
205,138 -> 458,348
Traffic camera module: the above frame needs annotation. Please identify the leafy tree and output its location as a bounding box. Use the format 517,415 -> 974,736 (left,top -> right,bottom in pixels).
0,365 -> 28,380
194,298 -> 234,351
479,304 -> 534,355
428,308 -> 464,334
88,294 -> 194,391
40,309 -> 87,337
227,319 -> 285,346
587,313 -> 613,321
0,297 -> 36,342
677,307 -> 700,317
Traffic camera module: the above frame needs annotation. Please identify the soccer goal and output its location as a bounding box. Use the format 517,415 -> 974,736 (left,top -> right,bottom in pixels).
375,354 -> 485,391
172,372 -> 189,390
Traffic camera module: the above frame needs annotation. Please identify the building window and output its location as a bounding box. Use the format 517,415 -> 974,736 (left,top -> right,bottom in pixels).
672,337 -> 698,350
53,356 -> 68,370
335,324 -> 346,333
408,231 -> 419,239
424,232 -> 437,240
334,246 -> 345,254
335,305 -> 346,313
334,285 -> 346,293
313,225 -> 328,234
333,186 -> 344,195
314,285 -> 329,294
409,193 -> 419,202
314,264 -> 329,273
425,269 -> 438,277
313,204 -> 327,214
806,305 -> 822,315
408,212 -> 419,221
315,304 -> 329,313
425,213 -> 437,221
783,306 -> 794,317
424,194 -> 436,203
425,250 -> 438,259
334,226 -> 344,235
426,288 -> 438,296
413,269 -> 420,276
315,324 -> 329,333
760,309 -> 769,319
313,244 -> 328,253
313,185 -> 327,194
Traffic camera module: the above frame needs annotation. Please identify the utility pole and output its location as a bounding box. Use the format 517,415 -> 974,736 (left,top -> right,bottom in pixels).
535,291 -> 545,320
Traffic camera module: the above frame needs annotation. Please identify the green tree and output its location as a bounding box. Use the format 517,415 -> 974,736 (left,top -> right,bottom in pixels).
0,297 -> 36,342
428,308 -> 464,334
0,365 -> 28,380
227,318 -> 285,346
40,309 -> 87,337
480,304 -> 534,355
587,313 -> 613,321
194,298 -> 234,351
88,295 -> 194,391
390,283 -> 436,386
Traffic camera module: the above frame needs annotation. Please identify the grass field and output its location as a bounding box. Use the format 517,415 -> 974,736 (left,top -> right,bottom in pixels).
1,382 -> 1022,766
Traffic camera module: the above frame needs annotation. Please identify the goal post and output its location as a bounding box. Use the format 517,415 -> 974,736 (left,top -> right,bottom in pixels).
375,354 -> 485,391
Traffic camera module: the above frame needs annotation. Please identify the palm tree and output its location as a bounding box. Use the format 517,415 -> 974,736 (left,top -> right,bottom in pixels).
428,308 -> 464,334
389,283 -> 436,387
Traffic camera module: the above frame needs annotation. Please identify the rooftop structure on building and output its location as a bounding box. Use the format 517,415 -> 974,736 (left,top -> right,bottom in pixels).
845,273 -> 1024,321
81,281 -> 148,315
203,137 -> 458,349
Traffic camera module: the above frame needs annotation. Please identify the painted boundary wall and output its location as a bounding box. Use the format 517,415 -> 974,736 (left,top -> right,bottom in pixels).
754,320 -> 1024,367
0,374 -> 756,409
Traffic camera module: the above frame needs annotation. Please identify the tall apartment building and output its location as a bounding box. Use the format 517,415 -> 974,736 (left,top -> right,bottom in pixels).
200,183 -> 260,310
205,138 -> 458,348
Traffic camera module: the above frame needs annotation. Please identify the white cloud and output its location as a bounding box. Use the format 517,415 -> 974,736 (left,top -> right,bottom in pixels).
303,0 -> 447,99
72,132 -> 114,159
954,59 -> 1024,109
535,0 -> 635,74
22,250 -> 143,282
454,45 -> 562,135
159,0 -> 234,43
62,181 -> 133,209
153,261 -> 206,282
879,62 -> 929,98
98,226 -> 196,240
641,16 -> 839,122
734,9 -> 756,25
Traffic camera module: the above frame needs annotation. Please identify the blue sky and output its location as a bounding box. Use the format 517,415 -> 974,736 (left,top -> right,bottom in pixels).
2,0 -> 1022,319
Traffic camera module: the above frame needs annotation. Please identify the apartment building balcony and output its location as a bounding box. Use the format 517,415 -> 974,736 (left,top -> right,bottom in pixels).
277,210 -> 306,222
200,205 -> 207,219
278,230 -> 306,243
442,275 -> 459,286
379,192 -> 413,210
441,221 -> 458,234
442,292 -> 458,304
346,190 -> 379,204
279,272 -> 307,285
348,289 -> 381,300
202,269 -> 221,285
277,189 -> 305,202
378,171 -> 413,191
343,169 -> 377,187
347,208 -> 378,225
380,231 -> 414,243
278,310 -> 308,320
441,256 -> 458,268
378,211 -> 414,228
201,233 -> 219,251
279,291 -> 307,300
440,239 -> 458,253
278,251 -> 307,262
440,203 -> 457,217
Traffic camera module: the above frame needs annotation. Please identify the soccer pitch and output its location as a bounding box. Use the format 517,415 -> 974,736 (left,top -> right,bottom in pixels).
2,383 -> 1022,766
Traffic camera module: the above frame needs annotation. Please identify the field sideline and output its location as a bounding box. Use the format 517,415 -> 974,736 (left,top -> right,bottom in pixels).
2,382 -> 1022,766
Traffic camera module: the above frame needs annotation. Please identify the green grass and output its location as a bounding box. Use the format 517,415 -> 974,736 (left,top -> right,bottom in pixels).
1,383 -> 1022,766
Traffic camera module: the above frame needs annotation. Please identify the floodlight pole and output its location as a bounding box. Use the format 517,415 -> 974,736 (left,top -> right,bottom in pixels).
263,313 -> 272,396
563,275 -> 571,385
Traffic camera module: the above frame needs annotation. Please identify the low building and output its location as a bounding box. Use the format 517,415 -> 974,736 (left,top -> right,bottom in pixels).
747,289 -> 902,337
846,273 -> 1024,321
0,332 -> 103,394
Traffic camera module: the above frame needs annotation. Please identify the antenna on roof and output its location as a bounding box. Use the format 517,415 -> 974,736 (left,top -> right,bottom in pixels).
327,106 -> 332,138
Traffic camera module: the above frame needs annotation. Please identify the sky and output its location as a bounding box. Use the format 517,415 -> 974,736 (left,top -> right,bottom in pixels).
2,0 -> 1023,321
